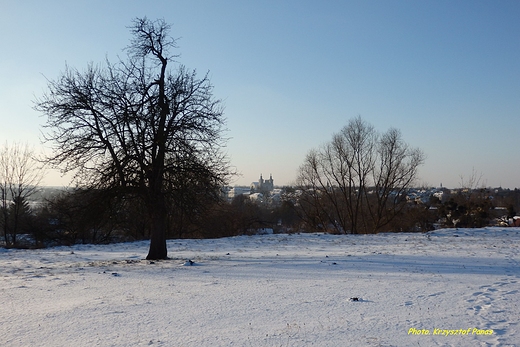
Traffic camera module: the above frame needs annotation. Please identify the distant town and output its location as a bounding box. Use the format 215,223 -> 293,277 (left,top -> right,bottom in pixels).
221,174 -> 520,229
26,173 -> 520,230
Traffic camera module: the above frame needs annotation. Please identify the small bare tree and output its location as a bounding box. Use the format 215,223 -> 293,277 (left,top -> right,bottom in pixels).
0,142 -> 44,246
297,117 -> 424,234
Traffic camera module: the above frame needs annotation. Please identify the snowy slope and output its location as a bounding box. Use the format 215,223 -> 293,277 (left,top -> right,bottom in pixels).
1,228 -> 519,346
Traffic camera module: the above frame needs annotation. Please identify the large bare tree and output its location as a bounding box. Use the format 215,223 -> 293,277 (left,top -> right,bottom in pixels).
35,18 -> 230,259
297,116 -> 424,234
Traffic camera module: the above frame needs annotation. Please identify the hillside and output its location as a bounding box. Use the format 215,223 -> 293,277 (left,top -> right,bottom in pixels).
1,228 -> 518,346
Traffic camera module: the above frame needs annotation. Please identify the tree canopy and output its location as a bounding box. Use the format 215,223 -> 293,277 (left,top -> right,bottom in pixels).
297,116 -> 425,234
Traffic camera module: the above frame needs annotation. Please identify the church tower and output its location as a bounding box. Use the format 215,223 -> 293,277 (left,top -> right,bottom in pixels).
251,173 -> 274,193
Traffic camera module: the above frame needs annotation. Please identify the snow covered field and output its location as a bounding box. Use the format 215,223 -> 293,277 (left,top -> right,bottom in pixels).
1,228 -> 519,346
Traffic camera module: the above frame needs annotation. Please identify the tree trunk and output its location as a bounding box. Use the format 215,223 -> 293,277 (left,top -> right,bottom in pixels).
146,211 -> 168,259
146,191 -> 168,260
145,42 -> 169,260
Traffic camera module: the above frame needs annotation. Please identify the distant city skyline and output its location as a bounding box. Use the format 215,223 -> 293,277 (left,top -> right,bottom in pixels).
1,1 -> 519,189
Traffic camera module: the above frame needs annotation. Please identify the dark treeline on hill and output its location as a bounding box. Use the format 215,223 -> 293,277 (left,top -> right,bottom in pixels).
3,185 -> 520,249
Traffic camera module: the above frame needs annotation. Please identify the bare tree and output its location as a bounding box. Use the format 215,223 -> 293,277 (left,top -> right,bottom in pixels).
35,18 -> 231,259
0,142 -> 44,246
297,116 -> 424,234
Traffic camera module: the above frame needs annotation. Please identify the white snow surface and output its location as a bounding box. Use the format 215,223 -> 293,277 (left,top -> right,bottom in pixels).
1,228 -> 519,346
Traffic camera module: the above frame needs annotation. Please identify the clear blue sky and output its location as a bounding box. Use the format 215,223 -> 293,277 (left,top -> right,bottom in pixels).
1,0 -> 519,188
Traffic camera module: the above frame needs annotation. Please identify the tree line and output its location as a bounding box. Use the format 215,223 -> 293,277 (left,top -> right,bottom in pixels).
2,172 -> 518,250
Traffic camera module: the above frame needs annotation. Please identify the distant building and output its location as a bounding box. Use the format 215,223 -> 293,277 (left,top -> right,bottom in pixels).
251,174 -> 274,193
227,186 -> 251,200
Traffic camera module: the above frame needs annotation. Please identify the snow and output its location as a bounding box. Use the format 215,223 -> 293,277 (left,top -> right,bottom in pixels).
1,228 -> 519,346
